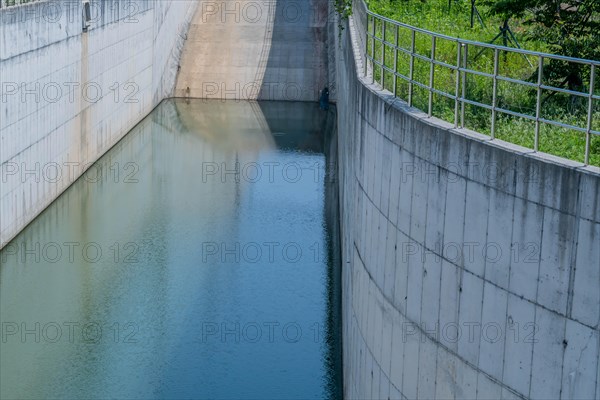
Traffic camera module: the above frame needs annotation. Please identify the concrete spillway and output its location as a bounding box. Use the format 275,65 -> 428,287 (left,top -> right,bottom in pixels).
174,0 -> 330,101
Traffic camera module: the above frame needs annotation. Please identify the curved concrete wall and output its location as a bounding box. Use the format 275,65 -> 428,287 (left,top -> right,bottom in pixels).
0,0 -> 197,247
336,5 -> 600,400
174,0 -> 331,101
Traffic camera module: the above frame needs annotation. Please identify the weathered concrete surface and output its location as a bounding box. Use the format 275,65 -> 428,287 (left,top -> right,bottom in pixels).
0,0 -> 197,247
335,1 -> 600,398
174,0 -> 330,101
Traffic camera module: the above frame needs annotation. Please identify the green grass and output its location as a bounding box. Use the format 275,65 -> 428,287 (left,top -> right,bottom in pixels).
365,0 -> 600,166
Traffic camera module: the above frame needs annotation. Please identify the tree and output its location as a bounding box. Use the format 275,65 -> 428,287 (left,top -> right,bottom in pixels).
483,0 -> 599,95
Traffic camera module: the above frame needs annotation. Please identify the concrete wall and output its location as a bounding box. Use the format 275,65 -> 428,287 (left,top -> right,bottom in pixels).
174,0 -> 331,101
336,2 -> 600,399
0,0 -> 197,247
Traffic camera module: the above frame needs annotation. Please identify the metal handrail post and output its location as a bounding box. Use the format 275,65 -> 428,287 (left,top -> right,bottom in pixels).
364,15 -> 369,77
534,56 -> 544,152
393,25 -> 399,96
428,36 -> 436,117
371,16 -> 376,84
461,43 -> 468,128
454,42 -> 462,128
408,29 -> 416,107
491,48 -> 500,139
381,21 -> 386,89
585,65 -> 596,165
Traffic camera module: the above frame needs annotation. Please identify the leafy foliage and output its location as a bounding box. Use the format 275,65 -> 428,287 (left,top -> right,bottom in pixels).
365,0 -> 600,165
483,0 -> 600,92
334,0 -> 353,21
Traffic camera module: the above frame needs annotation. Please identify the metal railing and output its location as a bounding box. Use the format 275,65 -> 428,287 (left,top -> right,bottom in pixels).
356,0 -> 600,165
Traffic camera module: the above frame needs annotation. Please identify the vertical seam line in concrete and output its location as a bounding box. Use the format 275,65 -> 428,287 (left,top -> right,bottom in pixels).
353,237 -> 521,398
354,174 -> 596,329
384,135 -> 393,219
456,143 -> 469,393
528,206 -> 546,399
151,2 -> 156,99
384,156 -> 396,388
475,186 -> 491,397
391,147 -> 401,310
561,171 -> 582,399
400,151 -> 413,397
440,165 -> 454,400
416,158 -> 432,399
566,173 -> 582,319
501,167 -> 518,398
389,146 -> 399,316
434,165 -> 448,399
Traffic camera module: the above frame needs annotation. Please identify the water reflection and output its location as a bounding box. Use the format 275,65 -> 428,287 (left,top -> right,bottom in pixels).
0,99 -> 341,399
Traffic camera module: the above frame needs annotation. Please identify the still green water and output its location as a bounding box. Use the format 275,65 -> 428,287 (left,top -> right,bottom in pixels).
0,100 -> 341,399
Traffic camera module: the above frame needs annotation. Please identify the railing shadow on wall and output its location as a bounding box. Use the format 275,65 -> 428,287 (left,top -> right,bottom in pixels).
355,0 -> 600,166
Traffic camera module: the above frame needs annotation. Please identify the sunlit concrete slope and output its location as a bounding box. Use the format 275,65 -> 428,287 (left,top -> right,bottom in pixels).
174,0 -> 330,101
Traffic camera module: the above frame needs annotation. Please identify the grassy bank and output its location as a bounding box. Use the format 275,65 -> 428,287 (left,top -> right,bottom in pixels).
365,0 -> 600,166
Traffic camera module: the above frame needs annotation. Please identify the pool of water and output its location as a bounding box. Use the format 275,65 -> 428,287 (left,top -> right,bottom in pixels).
0,100 -> 341,399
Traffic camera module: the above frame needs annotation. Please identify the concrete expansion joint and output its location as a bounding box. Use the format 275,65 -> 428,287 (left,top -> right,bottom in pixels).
350,240 -> 527,399
353,174 -> 598,331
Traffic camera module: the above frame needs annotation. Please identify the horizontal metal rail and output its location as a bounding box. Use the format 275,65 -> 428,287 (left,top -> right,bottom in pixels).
0,0 -> 42,8
359,0 -> 599,165
365,6 -> 600,67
